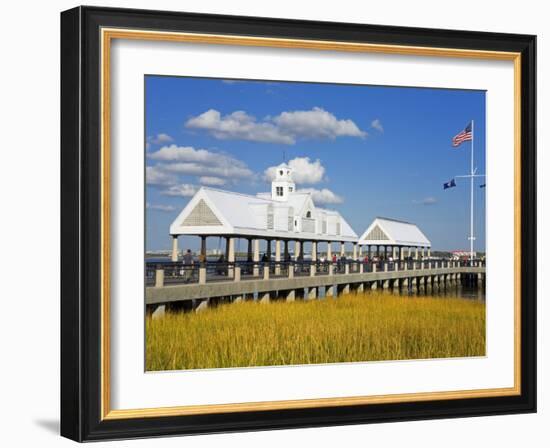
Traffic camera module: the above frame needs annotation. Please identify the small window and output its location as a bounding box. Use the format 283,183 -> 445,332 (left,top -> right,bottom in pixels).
279,170 -> 283,176
288,187 -> 293,192
276,186 -> 283,196
306,211 -> 312,218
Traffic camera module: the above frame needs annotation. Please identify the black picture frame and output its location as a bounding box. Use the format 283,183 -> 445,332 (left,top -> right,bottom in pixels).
61,5 -> 536,442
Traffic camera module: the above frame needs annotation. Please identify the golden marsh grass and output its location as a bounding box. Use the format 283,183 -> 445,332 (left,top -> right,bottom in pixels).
146,293 -> 485,371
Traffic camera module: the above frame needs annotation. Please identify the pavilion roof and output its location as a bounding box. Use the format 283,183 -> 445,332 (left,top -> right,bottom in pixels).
170,187 -> 358,242
358,217 -> 431,247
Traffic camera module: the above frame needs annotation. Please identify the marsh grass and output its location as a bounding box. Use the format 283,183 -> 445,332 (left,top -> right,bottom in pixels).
146,293 -> 485,371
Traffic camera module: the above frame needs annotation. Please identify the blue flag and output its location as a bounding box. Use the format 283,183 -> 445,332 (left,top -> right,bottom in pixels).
443,179 -> 456,190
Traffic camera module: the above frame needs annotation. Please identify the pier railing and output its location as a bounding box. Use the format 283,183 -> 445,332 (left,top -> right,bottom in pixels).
146,258 -> 486,287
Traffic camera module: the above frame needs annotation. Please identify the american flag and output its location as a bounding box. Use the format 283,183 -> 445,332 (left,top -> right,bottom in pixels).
452,122 -> 472,147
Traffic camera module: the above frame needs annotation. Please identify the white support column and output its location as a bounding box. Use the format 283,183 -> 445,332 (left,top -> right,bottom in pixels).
171,235 -> 179,262
295,240 -> 302,260
421,247 -> 425,259
275,240 -> 281,275
415,246 -> 419,260
340,242 -> 345,257
195,299 -> 209,313
327,241 -> 334,275
152,305 -> 166,319
247,238 -> 253,261
427,247 -> 431,258
358,245 -> 363,258
311,241 -> 317,277
200,236 -> 207,263
353,243 -> 358,261
392,278 -> 399,291
253,239 -> 260,276
227,237 -> 235,278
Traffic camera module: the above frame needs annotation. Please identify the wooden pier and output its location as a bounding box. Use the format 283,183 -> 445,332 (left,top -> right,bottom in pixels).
146,260 -> 486,313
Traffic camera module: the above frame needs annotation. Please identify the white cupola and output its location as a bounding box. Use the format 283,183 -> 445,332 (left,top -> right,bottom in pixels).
271,163 -> 296,202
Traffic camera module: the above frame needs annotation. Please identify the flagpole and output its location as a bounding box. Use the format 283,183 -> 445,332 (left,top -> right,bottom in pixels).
470,120 -> 475,261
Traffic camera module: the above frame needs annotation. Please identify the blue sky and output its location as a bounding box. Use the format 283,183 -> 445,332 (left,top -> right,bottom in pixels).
145,76 -> 486,252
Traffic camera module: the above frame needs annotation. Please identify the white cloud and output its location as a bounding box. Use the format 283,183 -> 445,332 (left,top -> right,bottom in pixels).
298,188 -> 344,205
147,133 -> 174,145
148,145 -> 219,163
371,119 -> 384,132
185,107 -> 366,144
186,110 -> 293,144
199,176 -> 226,186
146,166 -> 177,186
160,184 -> 198,197
413,197 -> 438,206
273,107 -> 366,140
146,203 -> 176,212
148,145 -> 254,180
264,157 -> 326,185
162,162 -> 253,179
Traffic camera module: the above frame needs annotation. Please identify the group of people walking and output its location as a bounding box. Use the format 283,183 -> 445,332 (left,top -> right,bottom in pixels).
175,247 -> 412,280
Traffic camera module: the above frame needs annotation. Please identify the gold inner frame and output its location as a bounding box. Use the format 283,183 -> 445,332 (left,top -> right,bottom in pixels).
100,28 -> 522,420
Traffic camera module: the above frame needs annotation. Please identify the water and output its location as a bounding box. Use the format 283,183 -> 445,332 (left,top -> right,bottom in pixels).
146,256 -> 227,263
304,284 -> 485,301
243,284 -> 485,302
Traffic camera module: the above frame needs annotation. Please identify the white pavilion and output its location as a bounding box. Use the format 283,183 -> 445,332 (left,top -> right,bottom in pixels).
169,163 -> 358,263
358,217 -> 431,260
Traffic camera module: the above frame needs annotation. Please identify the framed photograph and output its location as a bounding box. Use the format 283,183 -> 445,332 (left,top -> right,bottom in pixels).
60,6 -> 536,441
